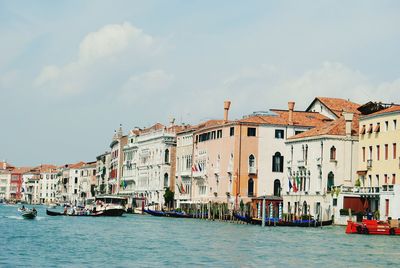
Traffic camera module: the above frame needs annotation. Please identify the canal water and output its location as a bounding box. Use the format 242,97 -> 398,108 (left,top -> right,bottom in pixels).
1,205 -> 399,267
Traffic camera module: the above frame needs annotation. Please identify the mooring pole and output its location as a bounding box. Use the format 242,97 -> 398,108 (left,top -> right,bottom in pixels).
262,197 -> 266,227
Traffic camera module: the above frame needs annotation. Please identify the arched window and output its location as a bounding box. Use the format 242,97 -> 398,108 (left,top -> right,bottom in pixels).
327,172 -> 334,192
330,146 -> 336,160
248,178 -> 254,197
272,152 -> 284,172
164,149 -> 170,164
249,154 -> 255,168
273,179 -> 281,197
164,173 -> 169,188
303,201 -> 308,215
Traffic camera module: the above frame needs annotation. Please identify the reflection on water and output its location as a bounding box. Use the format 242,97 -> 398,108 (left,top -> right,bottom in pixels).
1,205 -> 399,267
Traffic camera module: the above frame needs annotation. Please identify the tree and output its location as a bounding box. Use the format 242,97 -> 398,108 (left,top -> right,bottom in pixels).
164,187 -> 174,208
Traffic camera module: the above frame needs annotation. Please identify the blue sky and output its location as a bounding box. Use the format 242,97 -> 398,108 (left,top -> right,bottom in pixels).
1,1 -> 400,166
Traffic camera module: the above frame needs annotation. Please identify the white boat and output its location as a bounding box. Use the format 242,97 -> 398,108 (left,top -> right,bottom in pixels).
93,195 -> 127,216
18,208 -> 37,219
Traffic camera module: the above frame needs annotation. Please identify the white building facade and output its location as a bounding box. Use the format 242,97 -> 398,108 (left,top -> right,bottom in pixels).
283,113 -> 359,222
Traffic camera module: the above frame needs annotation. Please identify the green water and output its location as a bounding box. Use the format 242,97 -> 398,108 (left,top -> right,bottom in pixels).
0,205 -> 398,267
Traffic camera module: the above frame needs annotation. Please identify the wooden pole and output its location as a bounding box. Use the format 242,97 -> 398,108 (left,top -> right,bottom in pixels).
262,198 -> 266,227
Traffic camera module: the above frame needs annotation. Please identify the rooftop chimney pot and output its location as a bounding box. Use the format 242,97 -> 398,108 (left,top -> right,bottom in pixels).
288,101 -> 295,125
224,100 -> 231,123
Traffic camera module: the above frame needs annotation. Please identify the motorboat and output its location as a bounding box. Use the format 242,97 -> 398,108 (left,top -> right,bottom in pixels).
346,219 -> 400,235
93,195 -> 127,216
18,208 -> 37,219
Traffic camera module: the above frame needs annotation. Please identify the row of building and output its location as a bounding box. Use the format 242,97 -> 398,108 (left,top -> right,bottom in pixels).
1,97 -> 399,223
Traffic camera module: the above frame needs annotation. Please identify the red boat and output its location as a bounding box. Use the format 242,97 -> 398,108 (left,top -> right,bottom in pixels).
346,219 -> 400,235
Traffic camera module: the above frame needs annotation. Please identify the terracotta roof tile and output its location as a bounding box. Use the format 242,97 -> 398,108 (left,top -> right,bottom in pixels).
239,110 -> 330,127
367,105 -> 400,116
288,114 -> 359,139
315,97 -> 360,117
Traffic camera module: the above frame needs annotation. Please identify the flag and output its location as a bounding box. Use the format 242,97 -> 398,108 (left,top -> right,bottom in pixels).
192,164 -> 198,172
292,178 -> 298,192
288,178 -> 293,190
180,182 -> 186,194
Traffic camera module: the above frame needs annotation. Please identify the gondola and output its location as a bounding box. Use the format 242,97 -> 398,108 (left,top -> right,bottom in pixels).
143,209 -> 166,217
144,209 -> 194,218
233,213 -> 252,223
46,209 -> 103,217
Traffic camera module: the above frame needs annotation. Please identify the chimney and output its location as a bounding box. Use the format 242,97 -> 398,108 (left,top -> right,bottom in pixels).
343,112 -> 354,137
224,100 -> 231,123
288,101 -> 295,125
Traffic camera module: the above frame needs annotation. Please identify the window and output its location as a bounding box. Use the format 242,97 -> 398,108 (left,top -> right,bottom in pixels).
273,179 -> 281,197
369,146 -> 373,160
230,127 -> 234,136
327,172 -> 334,192
374,123 -> 380,133
217,129 -> 222,138
295,130 -> 304,135
385,121 -> 389,131
367,124 -> 373,134
362,147 -> 366,162
247,127 -> 256,137
360,125 -> 366,135
385,144 -> 388,160
249,154 -> 255,168
75,177 -> 78,184
272,152 -> 284,173
330,146 -> 336,161
164,149 -> 170,164
377,145 -> 380,160
275,129 -> 284,139
394,120 -> 397,130
74,189 -> 77,194
384,174 -> 388,184
211,131 -> 216,139
376,174 -> 380,187
393,143 -> 397,159
333,198 -> 337,206
248,178 -> 254,197
164,173 -> 169,187
393,174 -> 396,184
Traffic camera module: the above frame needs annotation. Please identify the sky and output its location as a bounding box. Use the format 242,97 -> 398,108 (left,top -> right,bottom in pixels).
1,1 -> 400,166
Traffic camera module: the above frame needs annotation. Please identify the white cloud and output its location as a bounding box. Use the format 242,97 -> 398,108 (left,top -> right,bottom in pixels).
190,62 -> 400,121
79,22 -> 153,63
34,22 -> 157,96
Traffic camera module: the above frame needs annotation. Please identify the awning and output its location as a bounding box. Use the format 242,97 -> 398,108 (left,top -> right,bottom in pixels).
357,170 -> 367,175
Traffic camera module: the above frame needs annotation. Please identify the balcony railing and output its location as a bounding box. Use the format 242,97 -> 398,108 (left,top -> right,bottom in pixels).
248,166 -> 257,174
297,160 -> 305,167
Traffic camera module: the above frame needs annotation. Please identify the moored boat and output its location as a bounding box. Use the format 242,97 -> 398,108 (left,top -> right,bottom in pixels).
346,219 -> 400,235
234,214 -> 333,227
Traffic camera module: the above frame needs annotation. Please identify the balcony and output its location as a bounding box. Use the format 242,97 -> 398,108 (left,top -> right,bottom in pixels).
248,166 -> 257,175
367,159 -> 372,169
297,160 -> 305,167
